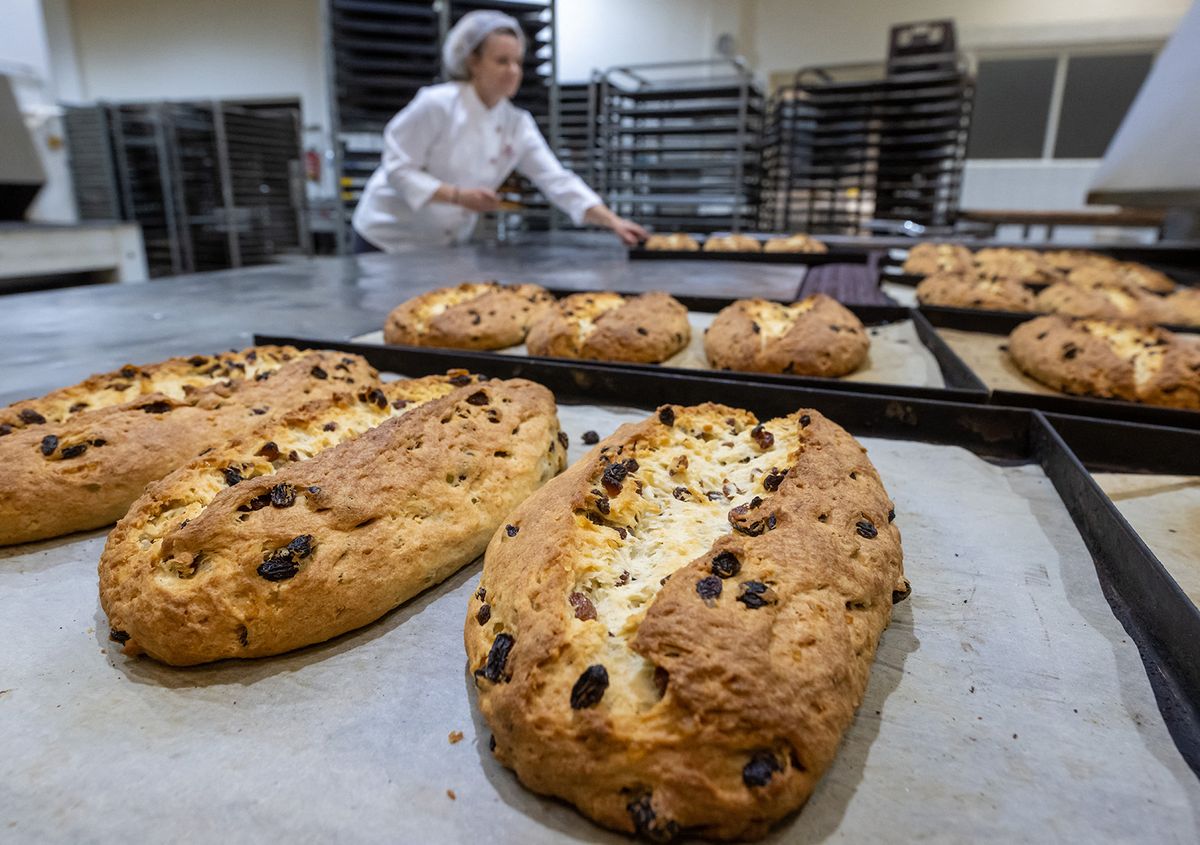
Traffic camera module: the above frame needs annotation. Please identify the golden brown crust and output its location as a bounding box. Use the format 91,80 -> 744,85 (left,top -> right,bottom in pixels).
644,233 -> 700,252
1008,315 -> 1200,409
383,282 -> 555,350
1160,288 -> 1200,327
1042,249 -> 1119,273
101,377 -> 566,665
901,242 -> 973,275
1035,281 -> 1163,323
0,347 -> 293,437
704,294 -> 869,376
1067,262 -> 1176,295
972,247 -> 1064,285
703,235 -> 762,253
0,349 -> 378,546
525,291 -> 691,363
466,403 -> 904,841
916,272 -> 1036,311
762,234 -> 827,254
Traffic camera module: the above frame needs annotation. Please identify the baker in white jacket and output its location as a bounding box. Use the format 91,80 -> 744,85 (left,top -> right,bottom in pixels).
352,9 -> 646,253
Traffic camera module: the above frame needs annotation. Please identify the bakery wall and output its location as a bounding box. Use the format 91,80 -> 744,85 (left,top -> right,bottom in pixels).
556,0 -> 749,82
58,0 -> 328,137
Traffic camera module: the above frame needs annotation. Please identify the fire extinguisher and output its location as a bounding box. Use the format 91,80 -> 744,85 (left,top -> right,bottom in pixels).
305,149 -> 321,183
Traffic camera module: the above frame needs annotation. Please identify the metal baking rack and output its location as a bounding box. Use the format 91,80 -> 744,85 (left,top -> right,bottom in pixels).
254,332 -> 1200,776
758,20 -> 973,236
592,58 -> 763,234
919,307 -> 1200,429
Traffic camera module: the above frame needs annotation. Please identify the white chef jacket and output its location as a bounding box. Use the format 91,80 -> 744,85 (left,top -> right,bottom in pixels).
352,81 -> 602,251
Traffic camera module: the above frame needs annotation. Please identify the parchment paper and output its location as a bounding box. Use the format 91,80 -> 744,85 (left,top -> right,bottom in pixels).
354,313 -> 946,389
880,281 -> 918,307
2,398 -> 1198,841
936,327 -> 1062,395
1093,472 -> 1200,608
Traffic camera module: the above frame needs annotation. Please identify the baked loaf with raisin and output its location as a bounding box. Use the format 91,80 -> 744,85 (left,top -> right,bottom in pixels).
901,242 -> 972,275
703,234 -> 762,253
466,403 -> 906,840
916,272 -> 1036,312
704,294 -> 869,377
1008,315 -> 1200,409
644,233 -> 700,252
0,347 -> 376,546
384,282 -> 554,350
763,234 -> 827,254
1034,281 -> 1163,323
525,291 -> 690,363
972,247 -> 1063,286
1066,261 -> 1175,295
100,376 -> 566,665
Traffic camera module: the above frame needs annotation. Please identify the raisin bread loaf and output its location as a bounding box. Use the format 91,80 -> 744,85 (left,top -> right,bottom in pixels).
0,348 -> 378,546
1008,315 -> 1200,409
101,376 -> 566,665
704,294 -> 869,377
525,292 -> 690,363
466,403 -> 905,840
384,282 -> 554,349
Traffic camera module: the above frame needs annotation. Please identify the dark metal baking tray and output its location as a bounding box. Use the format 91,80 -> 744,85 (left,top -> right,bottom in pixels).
250,334 -> 1200,776
629,244 -> 870,265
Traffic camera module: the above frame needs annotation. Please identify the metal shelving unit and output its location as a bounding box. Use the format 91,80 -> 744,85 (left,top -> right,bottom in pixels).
326,0 -> 558,246
757,20 -> 973,236
62,100 -> 308,277
593,58 -> 763,234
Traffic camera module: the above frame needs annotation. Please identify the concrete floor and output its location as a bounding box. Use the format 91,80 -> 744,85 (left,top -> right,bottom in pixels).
0,233 -> 808,405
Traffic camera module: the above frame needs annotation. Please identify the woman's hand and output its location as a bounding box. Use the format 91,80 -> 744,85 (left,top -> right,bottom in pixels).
455,187 -> 501,213
584,205 -> 649,246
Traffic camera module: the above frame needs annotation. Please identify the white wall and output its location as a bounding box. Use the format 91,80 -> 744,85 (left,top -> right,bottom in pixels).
557,0 -> 748,82
750,0 -> 1190,76
64,0 -> 328,134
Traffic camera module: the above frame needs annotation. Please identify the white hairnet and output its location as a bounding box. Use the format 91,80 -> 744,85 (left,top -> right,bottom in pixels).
442,10 -> 526,80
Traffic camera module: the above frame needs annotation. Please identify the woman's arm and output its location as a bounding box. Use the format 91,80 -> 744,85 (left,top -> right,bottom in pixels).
513,113 -> 647,244
380,88 -> 447,211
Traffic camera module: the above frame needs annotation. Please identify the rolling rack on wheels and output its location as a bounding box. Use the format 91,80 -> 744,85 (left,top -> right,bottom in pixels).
757,20 -> 973,237
592,58 -> 764,234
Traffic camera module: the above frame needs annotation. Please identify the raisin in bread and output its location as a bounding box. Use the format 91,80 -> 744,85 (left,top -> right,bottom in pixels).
101,376 -> 566,665
0,348 -> 378,546
916,272 -> 1036,312
466,403 -> 906,841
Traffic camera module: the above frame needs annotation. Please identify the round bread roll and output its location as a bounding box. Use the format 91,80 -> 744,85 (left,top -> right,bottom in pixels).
704,294 -> 869,377
763,234 -> 828,254
384,281 -> 554,350
916,272 -> 1036,312
1008,314 -> 1200,409
901,242 -> 973,275
644,233 -> 700,252
525,291 -> 691,363
703,234 -> 762,253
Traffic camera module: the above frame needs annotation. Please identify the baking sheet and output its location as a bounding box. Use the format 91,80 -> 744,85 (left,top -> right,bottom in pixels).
2,397 -> 1198,841
355,313 -> 947,389
881,281 -> 918,307
1093,472 -> 1200,609
936,326 -> 1061,395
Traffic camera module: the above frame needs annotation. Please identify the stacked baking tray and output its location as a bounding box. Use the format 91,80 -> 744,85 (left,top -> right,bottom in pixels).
62,100 -> 308,277
758,21 -> 973,236
594,59 -> 763,233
